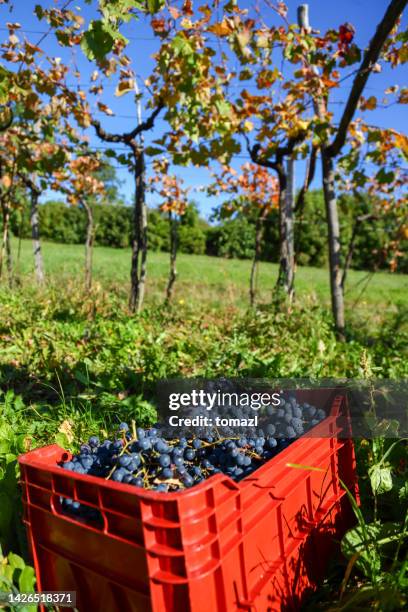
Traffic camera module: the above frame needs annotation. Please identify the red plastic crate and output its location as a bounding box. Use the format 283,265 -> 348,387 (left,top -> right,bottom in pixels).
19,390 -> 358,612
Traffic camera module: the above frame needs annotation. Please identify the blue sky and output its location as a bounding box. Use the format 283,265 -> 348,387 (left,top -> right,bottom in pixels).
1,0 -> 407,219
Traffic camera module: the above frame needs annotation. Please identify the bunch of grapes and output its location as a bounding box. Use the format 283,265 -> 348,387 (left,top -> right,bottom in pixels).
58,396 -> 326,507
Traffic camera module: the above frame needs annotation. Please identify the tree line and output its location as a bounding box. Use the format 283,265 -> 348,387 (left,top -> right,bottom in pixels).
7,191 -> 407,274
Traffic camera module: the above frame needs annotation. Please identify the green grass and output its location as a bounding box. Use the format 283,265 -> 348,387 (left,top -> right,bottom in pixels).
11,238 -> 408,310
1,239 -> 407,608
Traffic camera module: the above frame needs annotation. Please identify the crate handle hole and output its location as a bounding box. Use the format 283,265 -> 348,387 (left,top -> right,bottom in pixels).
52,493 -> 105,531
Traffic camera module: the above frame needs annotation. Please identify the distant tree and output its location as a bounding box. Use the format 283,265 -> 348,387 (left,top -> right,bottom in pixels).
150,158 -> 189,301
210,163 -> 279,306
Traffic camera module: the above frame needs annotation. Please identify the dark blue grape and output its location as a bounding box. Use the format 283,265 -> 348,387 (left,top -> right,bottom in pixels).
184,449 -> 195,461
80,455 -> 93,470
306,406 -> 317,418
159,454 -> 171,468
154,440 -> 169,454
266,424 -> 276,436
118,422 -> 129,432
112,467 -> 127,482
118,455 -> 132,468
161,468 -> 173,479
131,477 -> 144,487
182,474 -> 194,487
138,438 -> 151,451
173,456 -> 184,468
89,436 -> 99,448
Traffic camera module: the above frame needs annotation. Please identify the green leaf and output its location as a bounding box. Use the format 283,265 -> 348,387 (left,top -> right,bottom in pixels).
0,439 -> 11,454
34,5 -> 44,20
368,464 -> 393,494
104,149 -> 117,158
398,481 -> 408,501
80,20 -> 115,61
172,35 -> 193,57
18,565 -> 36,593
54,433 -> 69,448
376,168 -> 395,184
8,552 -> 25,571
215,100 -> 231,117
341,523 -> 382,578
147,0 -> 165,14
144,146 -> 164,156
0,66 -> 11,105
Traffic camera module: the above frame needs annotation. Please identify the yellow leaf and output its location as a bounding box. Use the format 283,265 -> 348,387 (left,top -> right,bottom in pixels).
257,34 -> 270,48
243,120 -> 254,132
1,175 -> 12,189
361,95 -> 377,110
58,420 -> 74,444
394,132 -> 408,159
207,20 -> 233,37
115,79 -> 135,97
398,88 -> 408,104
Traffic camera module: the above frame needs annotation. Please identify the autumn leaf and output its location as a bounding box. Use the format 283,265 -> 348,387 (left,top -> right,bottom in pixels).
1,174 -> 12,189
394,132 -> 408,160
168,6 -> 181,20
208,20 -> 233,37
182,0 -> 194,17
151,17 -> 168,35
360,95 -> 377,111
115,79 -> 135,96
58,419 -> 74,444
398,88 -> 408,104
97,101 -> 114,116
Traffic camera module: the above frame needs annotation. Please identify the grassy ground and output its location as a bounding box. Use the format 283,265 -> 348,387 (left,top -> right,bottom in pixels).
1,240 -> 407,609
11,238 -> 408,310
